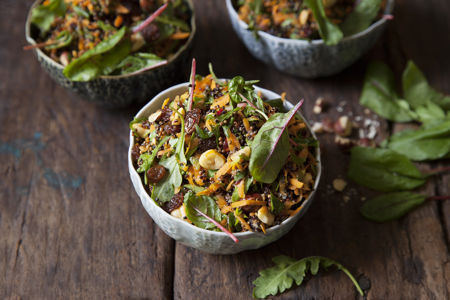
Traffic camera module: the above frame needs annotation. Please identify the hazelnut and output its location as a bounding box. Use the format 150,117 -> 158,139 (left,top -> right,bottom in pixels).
334,116 -> 352,137
313,97 -> 326,114
59,52 -> 69,66
334,136 -> 354,152
311,122 -> 324,133
332,178 -> 347,192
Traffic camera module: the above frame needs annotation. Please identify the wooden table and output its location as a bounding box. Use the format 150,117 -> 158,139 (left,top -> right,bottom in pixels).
1,0 -> 449,299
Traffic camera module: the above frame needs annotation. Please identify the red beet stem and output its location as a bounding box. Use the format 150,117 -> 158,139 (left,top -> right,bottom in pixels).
193,206 -> 239,243
132,3 -> 168,33
187,58 -> 196,111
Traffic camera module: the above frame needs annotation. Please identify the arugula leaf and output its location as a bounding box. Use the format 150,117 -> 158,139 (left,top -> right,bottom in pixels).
183,191 -> 222,229
137,136 -> 169,184
184,184 -> 205,194
360,192 -> 426,223
347,147 -> 425,192
63,27 -> 129,81
402,61 -> 450,110
31,0 -> 67,35
153,155 -> 182,202
116,53 -> 164,75
249,101 -> 303,184
340,0 -> 382,36
304,0 -> 343,45
360,62 -> 415,122
45,30 -> 73,50
386,119 -> 450,161
414,101 -> 446,124
253,256 -> 363,299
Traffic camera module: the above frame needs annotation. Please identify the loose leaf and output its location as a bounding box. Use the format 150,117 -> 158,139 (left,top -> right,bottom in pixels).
63,27 -> 128,81
340,0 -> 382,36
360,192 -> 426,223
304,0 -> 343,45
386,119 -> 450,161
414,101 -> 446,124
249,100 -> 304,183
31,0 -> 67,35
360,62 -> 414,122
252,256 -> 363,299
153,155 -> 182,202
402,61 -> 450,110
348,147 -> 425,192
183,191 -> 222,230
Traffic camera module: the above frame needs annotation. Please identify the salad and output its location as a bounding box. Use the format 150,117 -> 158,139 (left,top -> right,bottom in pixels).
130,61 -> 318,236
28,0 -> 192,81
236,0 -> 387,45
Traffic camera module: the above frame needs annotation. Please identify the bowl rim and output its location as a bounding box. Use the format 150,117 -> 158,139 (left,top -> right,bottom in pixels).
225,0 -> 395,45
128,81 -> 322,238
24,0 -> 196,80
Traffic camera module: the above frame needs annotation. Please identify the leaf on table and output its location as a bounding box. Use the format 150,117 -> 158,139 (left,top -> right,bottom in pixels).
304,0 -> 343,45
341,0 -> 382,36
31,0 -> 67,35
360,62 -> 415,122
414,101 -> 447,124
252,255 -> 363,299
360,192 -> 426,222
386,118 -> 450,161
63,27 -> 129,81
402,60 -> 450,110
347,147 -> 425,192
183,191 -> 222,229
153,155 -> 182,202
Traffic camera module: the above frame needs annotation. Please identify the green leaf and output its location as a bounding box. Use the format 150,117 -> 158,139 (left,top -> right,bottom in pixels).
63,27 -> 129,81
31,0 -> 66,35
116,53 -> 164,75
386,119 -> 450,161
402,61 -> 450,110
153,155 -> 182,202
348,147 -> 425,192
340,0 -> 382,36
137,136 -> 170,185
414,101 -> 446,124
304,0 -> 343,45
249,113 -> 290,183
174,110 -> 187,164
269,191 -> 283,215
360,192 -> 426,223
45,30 -> 73,50
183,191 -> 222,229
265,99 -> 287,112
252,256 -> 363,299
360,62 -> 415,122
156,15 -> 190,32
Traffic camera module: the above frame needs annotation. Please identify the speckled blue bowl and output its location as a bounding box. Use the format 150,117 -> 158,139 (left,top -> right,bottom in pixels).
25,0 -> 196,108
226,0 -> 394,78
128,82 -> 322,254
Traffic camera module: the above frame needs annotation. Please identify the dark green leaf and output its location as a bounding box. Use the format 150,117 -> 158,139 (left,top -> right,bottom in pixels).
348,147 -> 425,192
360,62 -> 415,122
174,110 -> 187,164
402,61 -> 450,110
252,256 -> 363,299
184,191 -> 222,229
269,191 -> 283,215
45,30 -> 73,50
386,119 -> 450,161
265,99 -> 287,112
31,0 -> 67,35
414,101 -> 446,123
116,53 -> 164,75
340,0 -> 382,36
63,27 -> 128,81
304,0 -> 343,45
156,15 -> 190,32
153,155 -> 182,202
195,124 -> 214,139
360,192 -> 426,222
249,113 -> 290,183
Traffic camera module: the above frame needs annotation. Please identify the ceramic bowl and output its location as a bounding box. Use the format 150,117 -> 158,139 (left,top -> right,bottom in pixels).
128,82 -> 322,254
226,0 -> 394,78
25,0 -> 196,108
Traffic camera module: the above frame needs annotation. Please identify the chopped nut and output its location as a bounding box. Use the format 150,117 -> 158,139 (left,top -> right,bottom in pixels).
333,178 -> 347,192
148,110 -> 162,123
334,116 -> 352,137
59,51 -> 69,66
199,149 -> 226,170
334,135 -> 354,152
257,206 -> 274,225
299,9 -> 310,25
313,97 -> 326,114
311,122 -> 324,133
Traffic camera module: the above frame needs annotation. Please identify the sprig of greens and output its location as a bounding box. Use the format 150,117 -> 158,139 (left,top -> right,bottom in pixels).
252,255 -> 363,299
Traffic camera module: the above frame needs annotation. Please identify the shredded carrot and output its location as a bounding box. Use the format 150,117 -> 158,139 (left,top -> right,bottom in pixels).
231,200 -> 266,208
114,15 -> 123,27
226,180 -> 235,191
260,223 -> 266,234
215,161 -> 232,179
226,129 -> 240,152
162,97 -> 170,108
236,214 -> 252,231
211,94 -> 230,109
197,183 -> 222,196
221,206 -> 233,214
289,205 -> 303,216
243,117 -> 251,132
289,178 -> 304,189
169,32 -> 190,40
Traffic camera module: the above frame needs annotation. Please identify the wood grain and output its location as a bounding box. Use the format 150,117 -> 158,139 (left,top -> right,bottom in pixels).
0,0 -> 449,299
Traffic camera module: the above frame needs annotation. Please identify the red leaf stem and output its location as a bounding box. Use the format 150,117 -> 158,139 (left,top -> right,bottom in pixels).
187,58 -> 196,111
193,206 -> 239,243
132,3 -> 168,33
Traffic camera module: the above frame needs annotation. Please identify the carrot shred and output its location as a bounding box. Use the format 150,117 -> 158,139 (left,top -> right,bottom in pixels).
215,161 -> 232,179
197,183 -> 222,196
211,94 -> 230,109
169,32 -> 190,39
231,200 -> 266,208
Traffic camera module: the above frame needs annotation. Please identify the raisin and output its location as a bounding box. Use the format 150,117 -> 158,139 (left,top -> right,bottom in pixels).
197,137 -> 217,152
141,23 -> 160,42
159,107 -> 173,124
184,108 -> 201,134
163,124 -> 181,135
163,192 -> 184,213
131,144 -> 140,167
146,165 -> 167,184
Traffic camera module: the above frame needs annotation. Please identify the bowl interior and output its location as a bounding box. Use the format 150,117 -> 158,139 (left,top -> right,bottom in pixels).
128,82 -> 322,240
25,0 -> 196,79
